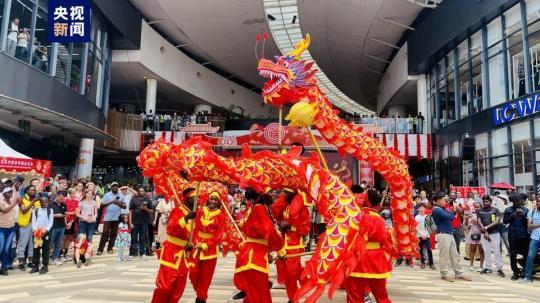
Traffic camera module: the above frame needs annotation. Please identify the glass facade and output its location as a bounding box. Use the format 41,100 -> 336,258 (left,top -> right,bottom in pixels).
0,0 -> 111,109
429,0 -> 540,194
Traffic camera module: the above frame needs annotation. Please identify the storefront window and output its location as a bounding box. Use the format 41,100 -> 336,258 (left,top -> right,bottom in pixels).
491,127 -> 509,157
31,0 -> 50,73
487,17 -> 507,106
457,40 -> 469,120
0,0 -> 6,47
446,54 -> 456,123
475,133 -> 489,187
511,122 -> 533,191
526,0 -> 540,92
7,0 -> 34,62
470,32 -> 483,113
84,12 -> 107,108
505,4 -> 526,100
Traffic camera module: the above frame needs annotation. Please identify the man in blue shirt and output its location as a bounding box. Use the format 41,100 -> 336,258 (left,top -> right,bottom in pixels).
503,193 -> 530,280
431,191 -> 471,282
520,200 -> 540,283
97,182 -> 126,255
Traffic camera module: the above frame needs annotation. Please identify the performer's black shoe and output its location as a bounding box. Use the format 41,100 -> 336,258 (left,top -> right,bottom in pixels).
268,280 -> 273,289
232,291 -> 246,300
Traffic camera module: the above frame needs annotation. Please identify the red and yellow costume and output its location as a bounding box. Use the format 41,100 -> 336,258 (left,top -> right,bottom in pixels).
189,205 -> 225,302
271,193 -> 310,302
234,204 -> 283,303
344,207 -> 393,303
151,204 -> 193,303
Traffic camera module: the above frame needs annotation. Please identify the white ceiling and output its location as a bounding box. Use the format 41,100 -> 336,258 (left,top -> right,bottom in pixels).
127,0 -> 429,112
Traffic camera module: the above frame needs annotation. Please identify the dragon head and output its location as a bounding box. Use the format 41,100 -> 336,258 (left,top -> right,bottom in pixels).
258,34 -> 317,106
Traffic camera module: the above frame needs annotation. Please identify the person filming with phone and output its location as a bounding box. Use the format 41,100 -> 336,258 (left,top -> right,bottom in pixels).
503,193 -> 530,280
97,182 -> 126,255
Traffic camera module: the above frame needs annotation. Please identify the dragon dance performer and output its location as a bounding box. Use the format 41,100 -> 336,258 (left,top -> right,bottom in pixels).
344,188 -> 393,303
234,189 -> 284,303
189,191 -> 225,303
151,188 -> 197,303
271,189 -> 310,303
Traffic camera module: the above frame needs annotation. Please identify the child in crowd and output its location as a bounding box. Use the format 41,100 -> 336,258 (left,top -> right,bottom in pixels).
415,204 -> 434,269
466,202 -> 484,271
115,214 -> 131,262
30,196 -> 54,274
73,238 -> 93,267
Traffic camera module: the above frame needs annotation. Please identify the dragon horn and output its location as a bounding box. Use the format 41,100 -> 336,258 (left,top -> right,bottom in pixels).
288,33 -> 311,58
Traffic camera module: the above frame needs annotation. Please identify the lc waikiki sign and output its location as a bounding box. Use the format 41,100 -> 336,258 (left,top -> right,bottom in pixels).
493,93 -> 540,125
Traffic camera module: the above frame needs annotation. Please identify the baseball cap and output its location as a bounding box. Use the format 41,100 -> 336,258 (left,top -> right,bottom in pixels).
14,175 -> 24,183
1,178 -> 9,184
110,182 -> 119,186
2,187 -> 13,194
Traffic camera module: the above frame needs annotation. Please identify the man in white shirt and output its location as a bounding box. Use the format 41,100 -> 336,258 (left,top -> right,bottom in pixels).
30,196 -> 54,274
7,18 -> 19,57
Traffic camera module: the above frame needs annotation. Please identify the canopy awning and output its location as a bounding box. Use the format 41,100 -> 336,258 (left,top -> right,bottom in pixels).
0,94 -> 115,141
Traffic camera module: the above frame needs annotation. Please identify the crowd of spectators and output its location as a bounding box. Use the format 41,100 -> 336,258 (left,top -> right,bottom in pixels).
112,106 -> 226,132
0,175 -> 172,276
342,112 -> 427,134
6,17 -> 49,73
405,188 -> 540,283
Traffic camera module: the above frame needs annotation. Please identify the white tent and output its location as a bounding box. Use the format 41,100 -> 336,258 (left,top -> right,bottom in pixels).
0,139 -> 31,159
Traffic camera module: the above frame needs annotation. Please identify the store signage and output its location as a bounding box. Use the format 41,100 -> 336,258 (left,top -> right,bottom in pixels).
48,0 -> 91,43
493,93 -> 540,125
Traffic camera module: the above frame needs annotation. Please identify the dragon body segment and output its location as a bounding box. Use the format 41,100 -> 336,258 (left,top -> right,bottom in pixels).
138,138 -> 367,302
258,34 -> 417,259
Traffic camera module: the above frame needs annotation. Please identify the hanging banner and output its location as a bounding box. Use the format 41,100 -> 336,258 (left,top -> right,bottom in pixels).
0,157 -> 52,177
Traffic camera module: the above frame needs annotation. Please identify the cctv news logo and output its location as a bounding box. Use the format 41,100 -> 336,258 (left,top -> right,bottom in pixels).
48,0 -> 90,43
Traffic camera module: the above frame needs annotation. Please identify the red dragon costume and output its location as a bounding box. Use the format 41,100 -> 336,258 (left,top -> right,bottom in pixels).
344,190 -> 393,303
234,193 -> 284,303
271,190 -> 310,302
189,192 -> 226,303
151,190 -> 196,303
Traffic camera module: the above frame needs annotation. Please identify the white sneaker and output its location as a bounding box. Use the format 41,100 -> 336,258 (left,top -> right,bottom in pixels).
141,255 -> 148,261
518,278 -> 533,283
117,258 -> 123,262
469,266 -> 475,271
53,259 -> 63,266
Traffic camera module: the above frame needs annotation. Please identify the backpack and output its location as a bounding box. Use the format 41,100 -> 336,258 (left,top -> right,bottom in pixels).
34,207 -> 52,219
425,207 -> 439,234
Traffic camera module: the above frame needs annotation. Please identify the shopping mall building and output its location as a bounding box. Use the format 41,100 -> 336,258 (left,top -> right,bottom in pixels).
1,0 -> 539,193
406,0 -> 540,193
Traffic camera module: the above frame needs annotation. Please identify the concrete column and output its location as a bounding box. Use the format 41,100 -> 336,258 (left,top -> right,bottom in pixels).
76,138 -> 94,179
194,104 -> 212,115
388,105 -> 407,117
145,78 -> 157,115
417,75 -> 428,117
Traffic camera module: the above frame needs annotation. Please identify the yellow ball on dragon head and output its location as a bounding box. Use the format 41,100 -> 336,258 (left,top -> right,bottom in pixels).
286,101 -> 317,127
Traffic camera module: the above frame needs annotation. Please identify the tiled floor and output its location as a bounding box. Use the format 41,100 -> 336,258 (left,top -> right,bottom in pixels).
0,245 -> 537,303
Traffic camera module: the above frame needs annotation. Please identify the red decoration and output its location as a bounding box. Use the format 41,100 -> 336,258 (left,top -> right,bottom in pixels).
416,134 -> 421,161
0,157 -> 52,177
393,133 -> 398,151
404,134 -> 409,159
427,134 -> 432,160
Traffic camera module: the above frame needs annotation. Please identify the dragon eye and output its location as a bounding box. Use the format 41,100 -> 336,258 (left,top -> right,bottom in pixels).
282,61 -> 289,67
